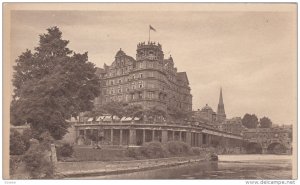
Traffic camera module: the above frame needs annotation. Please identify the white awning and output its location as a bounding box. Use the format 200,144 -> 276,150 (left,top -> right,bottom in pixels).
112,116 -> 120,120
134,117 -> 140,121
87,117 -> 93,122
96,116 -> 105,121
103,116 -> 112,122
120,117 -> 127,121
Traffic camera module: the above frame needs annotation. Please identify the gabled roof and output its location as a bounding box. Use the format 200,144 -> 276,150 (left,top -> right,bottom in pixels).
176,72 -> 189,85
95,67 -> 105,75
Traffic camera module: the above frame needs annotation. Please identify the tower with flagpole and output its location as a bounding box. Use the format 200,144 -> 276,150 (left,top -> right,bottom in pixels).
149,25 -> 156,42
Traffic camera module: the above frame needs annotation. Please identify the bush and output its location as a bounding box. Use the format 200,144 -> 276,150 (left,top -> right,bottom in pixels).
22,129 -> 32,151
126,147 -> 140,159
164,141 -> 190,155
23,149 -> 54,179
10,155 -> 22,175
10,129 -> 26,155
140,142 -> 168,158
56,143 -> 74,158
191,147 -> 201,155
83,138 -> 92,145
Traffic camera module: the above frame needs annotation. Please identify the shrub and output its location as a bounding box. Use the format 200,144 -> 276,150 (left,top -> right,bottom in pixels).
22,129 -> 32,151
10,155 -> 22,175
191,147 -> 201,155
10,129 -> 26,155
83,138 -> 92,145
140,142 -> 169,158
126,147 -> 140,159
23,148 -> 54,179
164,141 -> 191,155
56,143 -> 74,158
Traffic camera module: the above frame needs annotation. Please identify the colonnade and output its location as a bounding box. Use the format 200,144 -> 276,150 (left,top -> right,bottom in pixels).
76,127 -> 242,148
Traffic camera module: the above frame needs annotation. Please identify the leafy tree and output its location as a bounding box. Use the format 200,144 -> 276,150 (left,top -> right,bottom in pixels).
124,104 -> 144,118
10,128 -> 32,155
143,106 -> 166,121
10,129 -> 26,155
10,27 -> 101,140
101,101 -> 127,118
242,113 -> 258,128
56,143 -> 74,158
169,108 -> 191,120
259,117 -> 272,128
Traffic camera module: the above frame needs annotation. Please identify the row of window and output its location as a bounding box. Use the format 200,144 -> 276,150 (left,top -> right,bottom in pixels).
105,72 -> 189,93
107,60 -> 179,77
104,91 -> 155,103
107,73 -> 147,86
106,82 -> 145,95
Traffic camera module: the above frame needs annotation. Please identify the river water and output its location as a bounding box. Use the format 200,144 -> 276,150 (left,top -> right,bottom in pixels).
77,155 -> 293,179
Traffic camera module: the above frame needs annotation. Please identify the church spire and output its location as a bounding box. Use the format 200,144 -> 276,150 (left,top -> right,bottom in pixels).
217,87 -> 226,122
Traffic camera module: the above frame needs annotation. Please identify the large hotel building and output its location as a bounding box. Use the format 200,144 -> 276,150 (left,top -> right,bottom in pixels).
94,41 -> 193,114
63,41 -> 244,147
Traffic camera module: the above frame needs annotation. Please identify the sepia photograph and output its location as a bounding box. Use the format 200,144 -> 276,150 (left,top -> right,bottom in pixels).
3,3 -> 297,181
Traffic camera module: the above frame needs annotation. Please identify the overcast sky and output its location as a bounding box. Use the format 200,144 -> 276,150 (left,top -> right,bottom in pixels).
9,5 -> 297,125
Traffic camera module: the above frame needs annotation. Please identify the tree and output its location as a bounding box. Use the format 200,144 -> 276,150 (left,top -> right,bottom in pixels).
102,102 -> 127,118
10,129 -> 26,155
259,117 -> 272,128
124,104 -> 144,118
169,108 -> 191,120
11,27 -> 101,140
242,113 -> 258,129
143,106 -> 167,121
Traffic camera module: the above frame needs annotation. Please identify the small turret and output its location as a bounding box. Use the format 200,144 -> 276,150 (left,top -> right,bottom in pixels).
136,41 -> 164,61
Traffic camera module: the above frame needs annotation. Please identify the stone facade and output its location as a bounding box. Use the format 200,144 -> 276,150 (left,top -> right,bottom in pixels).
193,104 -> 217,123
94,41 -> 192,114
243,126 -> 292,154
192,88 -> 226,127
222,117 -> 245,135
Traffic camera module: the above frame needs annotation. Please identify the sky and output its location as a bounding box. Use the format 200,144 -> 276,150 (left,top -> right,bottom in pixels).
9,5 -> 297,125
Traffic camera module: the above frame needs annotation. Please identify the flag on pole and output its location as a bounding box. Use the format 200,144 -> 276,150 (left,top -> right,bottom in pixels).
149,25 -> 156,32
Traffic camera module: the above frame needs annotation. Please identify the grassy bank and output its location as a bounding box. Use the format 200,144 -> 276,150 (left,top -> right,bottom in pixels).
56,156 -> 207,178
58,141 -> 213,162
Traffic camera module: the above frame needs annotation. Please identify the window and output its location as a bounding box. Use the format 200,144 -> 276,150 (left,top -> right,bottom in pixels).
118,79 -> 122,84
126,88 -> 129,92
139,84 -> 143,88
148,92 -> 154,99
118,88 -> 122,93
133,74 -> 135,79
138,92 -> 143,99
140,73 -> 143,78
132,85 -> 135,90
110,80 -> 114,85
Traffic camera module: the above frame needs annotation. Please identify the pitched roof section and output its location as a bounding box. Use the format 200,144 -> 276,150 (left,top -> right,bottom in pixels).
95,67 -> 106,76
176,72 -> 189,85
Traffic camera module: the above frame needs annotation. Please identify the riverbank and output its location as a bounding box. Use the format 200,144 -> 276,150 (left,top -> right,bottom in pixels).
68,154 -> 292,179
56,156 -> 207,178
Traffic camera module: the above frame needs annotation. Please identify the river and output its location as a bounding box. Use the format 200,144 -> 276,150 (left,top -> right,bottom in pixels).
74,155 -> 293,179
